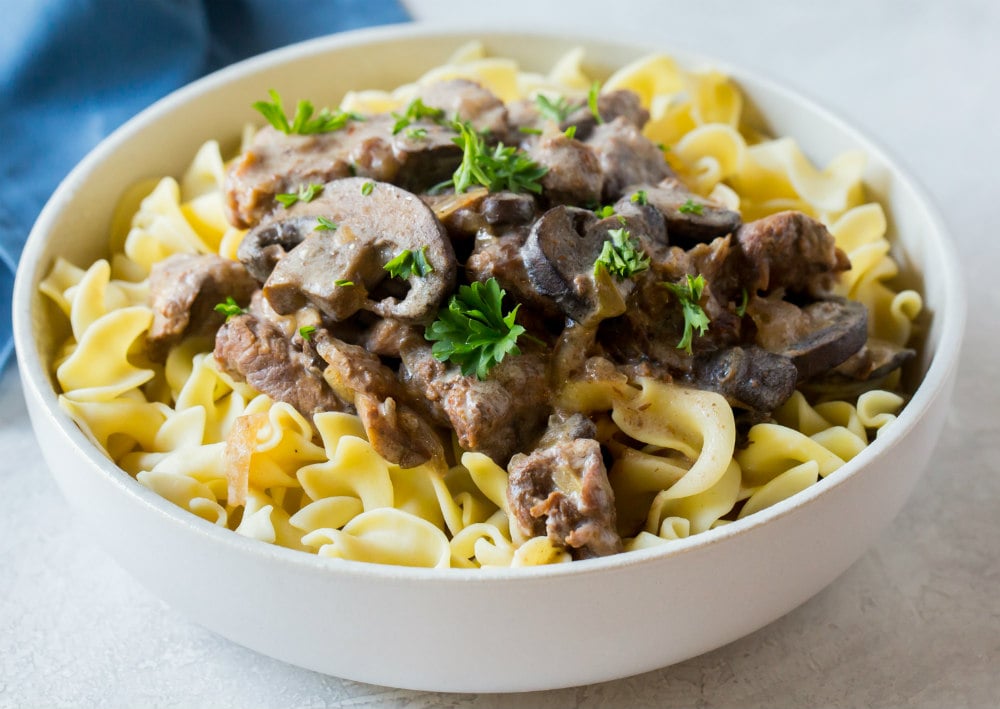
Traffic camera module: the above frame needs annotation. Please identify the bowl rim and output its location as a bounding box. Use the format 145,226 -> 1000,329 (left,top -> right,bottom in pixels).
12,22 -> 967,584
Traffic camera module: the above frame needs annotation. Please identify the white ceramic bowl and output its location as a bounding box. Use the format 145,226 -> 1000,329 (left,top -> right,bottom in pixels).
13,25 -> 964,693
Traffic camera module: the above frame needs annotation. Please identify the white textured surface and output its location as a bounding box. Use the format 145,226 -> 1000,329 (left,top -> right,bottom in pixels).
2,1 -> 998,706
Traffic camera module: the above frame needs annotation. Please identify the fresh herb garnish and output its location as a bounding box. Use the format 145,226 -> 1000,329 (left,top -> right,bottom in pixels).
519,126 -> 543,135
299,325 -> 317,341
334,280 -> 355,287
391,98 -> 445,135
214,296 -> 246,322
384,247 -> 434,280
662,274 -> 711,354
404,127 -> 428,140
361,181 -> 374,196
252,89 -> 361,135
276,183 -> 323,208
315,216 -> 338,231
631,190 -> 649,205
535,93 -> 572,123
588,81 -> 604,124
594,204 -> 616,219
679,198 -> 704,215
735,287 -> 749,317
444,121 -> 548,195
425,278 -> 526,380
657,142 -> 671,152
594,227 -> 650,280
563,125 -> 577,139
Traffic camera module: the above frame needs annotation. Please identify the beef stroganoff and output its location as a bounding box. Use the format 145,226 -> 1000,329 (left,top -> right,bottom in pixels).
41,43 -> 922,568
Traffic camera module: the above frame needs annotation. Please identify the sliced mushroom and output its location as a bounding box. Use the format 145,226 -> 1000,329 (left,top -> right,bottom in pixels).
692,346 -> 799,413
261,177 -> 456,323
631,177 -> 743,246
238,216 -> 317,283
802,338 -> 917,399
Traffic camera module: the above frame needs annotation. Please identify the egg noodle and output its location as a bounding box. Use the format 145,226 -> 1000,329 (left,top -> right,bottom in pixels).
41,43 -> 921,568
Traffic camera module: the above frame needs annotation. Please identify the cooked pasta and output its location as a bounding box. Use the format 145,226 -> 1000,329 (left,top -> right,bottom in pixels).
41,43 -> 919,568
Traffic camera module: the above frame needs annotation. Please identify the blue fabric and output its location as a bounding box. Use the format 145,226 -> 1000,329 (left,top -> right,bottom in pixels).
0,0 -> 409,368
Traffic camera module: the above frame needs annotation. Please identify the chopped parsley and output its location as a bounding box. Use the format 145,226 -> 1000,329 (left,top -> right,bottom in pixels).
384,247 -> 433,280
334,279 -> 355,287
391,98 -> 445,135
518,126 -> 543,135
315,216 -> 338,231
594,227 -> 650,280
535,93 -> 572,123
662,274 -> 711,354
442,120 -> 548,195
276,183 -> 323,208
425,278 -> 526,380
594,204 -> 616,218
630,190 -> 649,206
299,325 -> 317,341
361,181 -> 374,196
214,296 -> 246,322
679,198 -> 704,215
252,90 -> 361,135
563,125 -> 577,140
588,81 -> 604,124
735,288 -> 749,317
404,127 -> 428,140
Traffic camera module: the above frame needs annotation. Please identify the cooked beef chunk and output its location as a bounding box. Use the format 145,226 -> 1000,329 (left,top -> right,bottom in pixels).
225,112 -> 463,229
562,89 -> 650,141
261,178 -> 456,323
399,344 -> 550,464
526,131 -> 603,206
692,346 -> 798,413
314,333 -> 441,468
507,413 -> 622,559
416,78 -> 508,135
466,228 -> 562,318
147,254 -> 257,362
214,312 -> 343,417
736,210 -> 850,297
587,117 -> 672,201
359,318 -> 421,357
628,177 -> 742,246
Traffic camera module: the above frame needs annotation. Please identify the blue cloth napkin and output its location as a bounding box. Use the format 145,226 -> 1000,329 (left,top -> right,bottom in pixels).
0,0 -> 409,368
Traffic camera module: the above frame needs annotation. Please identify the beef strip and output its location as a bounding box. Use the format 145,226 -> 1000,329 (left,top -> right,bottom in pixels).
526,131 -> 604,206
214,312 -> 343,417
416,78 -> 509,136
147,253 -> 258,362
507,413 -> 623,559
735,210 -> 850,297
399,343 -> 550,465
587,117 -> 672,201
313,333 -> 441,468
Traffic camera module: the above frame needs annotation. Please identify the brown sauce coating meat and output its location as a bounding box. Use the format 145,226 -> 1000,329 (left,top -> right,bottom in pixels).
173,79 -> 910,558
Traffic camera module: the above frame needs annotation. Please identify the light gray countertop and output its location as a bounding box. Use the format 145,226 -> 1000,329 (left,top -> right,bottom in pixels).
2,1 -> 998,707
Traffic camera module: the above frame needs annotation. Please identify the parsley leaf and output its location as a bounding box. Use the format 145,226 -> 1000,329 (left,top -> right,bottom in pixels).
631,190 -> 649,205
404,127 -> 428,140
425,278 -> 526,380
334,280 -> 355,287
735,287 -> 749,317
563,125 -> 577,139
594,227 -> 650,280
535,93 -> 572,123
361,181 -> 374,196
679,198 -> 704,215
299,325 -> 317,341
214,296 -> 246,322
588,81 -> 604,124
594,204 -> 616,218
384,247 -> 434,280
252,89 -> 361,135
391,98 -> 445,135
444,121 -> 548,195
662,274 -> 711,354
315,216 -> 338,231
518,126 -> 543,135
276,183 -> 323,208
